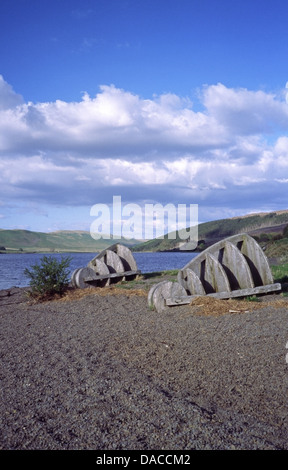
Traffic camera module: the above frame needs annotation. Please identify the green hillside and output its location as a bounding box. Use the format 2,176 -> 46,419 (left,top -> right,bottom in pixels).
133,210 -> 288,261
1,210 -> 288,261
0,229 -> 140,253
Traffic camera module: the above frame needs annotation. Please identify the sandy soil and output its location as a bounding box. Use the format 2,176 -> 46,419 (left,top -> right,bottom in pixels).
0,278 -> 288,451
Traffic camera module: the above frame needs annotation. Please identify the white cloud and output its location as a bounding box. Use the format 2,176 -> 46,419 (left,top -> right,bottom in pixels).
0,75 -> 23,110
0,82 -> 229,158
0,76 -> 288,229
203,83 -> 288,135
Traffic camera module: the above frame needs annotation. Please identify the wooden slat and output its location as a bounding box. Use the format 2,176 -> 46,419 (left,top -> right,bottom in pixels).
84,270 -> 141,282
204,253 -> 231,293
165,283 -> 282,306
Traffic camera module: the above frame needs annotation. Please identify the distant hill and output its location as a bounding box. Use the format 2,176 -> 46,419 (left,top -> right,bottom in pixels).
0,229 -> 140,253
133,210 -> 288,261
1,210 -> 288,262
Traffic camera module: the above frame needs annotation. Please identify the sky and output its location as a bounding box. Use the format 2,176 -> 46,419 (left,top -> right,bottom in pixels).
0,0 -> 288,237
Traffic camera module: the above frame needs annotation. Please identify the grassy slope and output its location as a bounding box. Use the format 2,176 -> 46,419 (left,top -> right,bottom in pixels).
1,210 -> 288,258
133,210 -> 288,260
0,229 -> 140,253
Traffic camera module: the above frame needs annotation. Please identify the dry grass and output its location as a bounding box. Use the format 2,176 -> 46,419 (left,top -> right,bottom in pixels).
188,295 -> 288,317
56,285 -> 147,302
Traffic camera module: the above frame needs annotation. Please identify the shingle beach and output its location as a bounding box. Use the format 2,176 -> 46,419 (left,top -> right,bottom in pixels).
1,280 -> 288,451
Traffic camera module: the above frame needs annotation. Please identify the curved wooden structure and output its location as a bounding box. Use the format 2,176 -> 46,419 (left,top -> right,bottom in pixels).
72,243 -> 141,289
148,233 -> 281,312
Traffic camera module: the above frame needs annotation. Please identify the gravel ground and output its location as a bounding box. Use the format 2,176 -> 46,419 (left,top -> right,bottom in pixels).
0,281 -> 288,451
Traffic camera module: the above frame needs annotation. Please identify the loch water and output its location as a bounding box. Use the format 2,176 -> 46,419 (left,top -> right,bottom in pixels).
0,251 -> 197,290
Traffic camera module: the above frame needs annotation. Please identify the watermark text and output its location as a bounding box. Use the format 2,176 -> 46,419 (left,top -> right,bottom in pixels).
90,196 -> 198,248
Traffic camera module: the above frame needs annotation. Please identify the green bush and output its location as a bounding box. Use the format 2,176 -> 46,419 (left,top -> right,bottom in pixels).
24,255 -> 71,299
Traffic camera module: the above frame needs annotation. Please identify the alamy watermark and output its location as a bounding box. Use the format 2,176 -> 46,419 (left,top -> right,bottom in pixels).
90,196 -> 198,248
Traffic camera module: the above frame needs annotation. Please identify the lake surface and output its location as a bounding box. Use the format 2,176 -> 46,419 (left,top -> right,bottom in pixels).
0,251 -> 197,290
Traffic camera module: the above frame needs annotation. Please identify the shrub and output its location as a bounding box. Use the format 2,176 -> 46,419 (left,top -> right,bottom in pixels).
24,255 -> 71,299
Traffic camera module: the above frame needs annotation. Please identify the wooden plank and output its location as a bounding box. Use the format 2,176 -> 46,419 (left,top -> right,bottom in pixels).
220,241 -> 254,289
239,235 -> 274,286
178,268 -> 205,295
165,283 -> 282,306
84,270 -> 141,282
87,258 -> 111,286
205,252 -> 231,293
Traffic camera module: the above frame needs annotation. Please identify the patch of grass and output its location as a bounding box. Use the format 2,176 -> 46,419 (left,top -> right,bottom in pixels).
116,275 -> 147,290
271,263 -> 288,283
271,263 -> 288,292
245,295 -> 261,302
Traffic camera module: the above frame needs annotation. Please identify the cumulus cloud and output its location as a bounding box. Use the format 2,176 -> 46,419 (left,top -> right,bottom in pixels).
203,83 -> 288,135
0,75 -> 23,110
0,75 -> 288,228
0,83 -> 229,158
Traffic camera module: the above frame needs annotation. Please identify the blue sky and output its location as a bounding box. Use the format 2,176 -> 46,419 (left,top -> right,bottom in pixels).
0,0 -> 288,236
